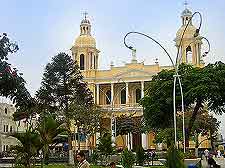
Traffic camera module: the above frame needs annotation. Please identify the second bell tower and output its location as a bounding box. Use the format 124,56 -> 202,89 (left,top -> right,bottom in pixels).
174,7 -> 203,66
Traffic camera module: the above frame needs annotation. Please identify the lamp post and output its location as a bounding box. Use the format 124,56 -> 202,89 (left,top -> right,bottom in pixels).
123,11 -> 209,152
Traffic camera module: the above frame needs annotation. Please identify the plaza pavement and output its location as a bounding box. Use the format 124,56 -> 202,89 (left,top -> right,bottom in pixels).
201,157 -> 225,168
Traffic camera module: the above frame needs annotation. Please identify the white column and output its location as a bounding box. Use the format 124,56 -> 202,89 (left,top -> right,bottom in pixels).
111,83 -> 114,106
96,132 -> 100,145
141,81 -> 144,98
125,135 -> 128,148
126,82 -> 129,105
86,135 -> 89,150
130,133 -> 133,150
127,133 -> 130,150
96,84 -> 99,105
142,133 -> 147,150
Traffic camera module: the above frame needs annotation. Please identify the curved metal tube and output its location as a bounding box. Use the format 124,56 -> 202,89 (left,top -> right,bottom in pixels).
124,31 -> 175,68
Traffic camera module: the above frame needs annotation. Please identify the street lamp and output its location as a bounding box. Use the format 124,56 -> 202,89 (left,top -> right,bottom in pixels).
124,11 -> 208,152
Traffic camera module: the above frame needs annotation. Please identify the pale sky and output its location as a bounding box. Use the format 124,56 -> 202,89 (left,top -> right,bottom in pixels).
1,0 -> 225,137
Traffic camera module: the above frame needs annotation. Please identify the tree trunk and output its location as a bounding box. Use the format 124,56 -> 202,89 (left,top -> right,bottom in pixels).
195,133 -> 199,157
67,121 -> 74,164
78,126 -> 80,152
186,99 -> 202,147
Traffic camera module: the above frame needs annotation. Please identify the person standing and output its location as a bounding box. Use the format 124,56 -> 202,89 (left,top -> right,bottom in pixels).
217,150 -> 221,158
76,152 -> 90,168
204,149 -> 209,160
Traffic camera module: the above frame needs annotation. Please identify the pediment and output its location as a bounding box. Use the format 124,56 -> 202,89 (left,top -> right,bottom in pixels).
112,69 -> 156,79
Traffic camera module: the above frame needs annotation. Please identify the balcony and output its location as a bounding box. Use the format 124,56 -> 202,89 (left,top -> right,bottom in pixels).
98,103 -> 143,113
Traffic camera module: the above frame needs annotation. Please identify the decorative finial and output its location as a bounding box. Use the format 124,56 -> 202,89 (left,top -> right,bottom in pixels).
184,0 -> 188,9
82,11 -> 88,20
131,48 -> 137,63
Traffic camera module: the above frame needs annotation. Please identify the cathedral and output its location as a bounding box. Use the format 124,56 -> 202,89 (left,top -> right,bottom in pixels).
70,7 -> 209,151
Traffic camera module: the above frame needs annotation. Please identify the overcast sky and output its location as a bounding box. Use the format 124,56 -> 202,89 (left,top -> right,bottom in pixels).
1,0 -> 225,137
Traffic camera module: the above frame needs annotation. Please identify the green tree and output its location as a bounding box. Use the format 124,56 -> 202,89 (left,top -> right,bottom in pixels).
154,128 -> 183,148
36,52 -> 94,164
116,115 -> 141,148
177,108 -> 220,156
140,62 -> 225,146
0,33 -> 34,121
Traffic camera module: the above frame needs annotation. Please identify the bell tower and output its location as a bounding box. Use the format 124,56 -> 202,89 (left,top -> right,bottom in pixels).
71,13 -> 100,76
174,7 -> 203,66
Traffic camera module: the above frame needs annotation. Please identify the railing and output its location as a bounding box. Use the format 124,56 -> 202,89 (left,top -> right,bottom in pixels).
98,103 -> 143,112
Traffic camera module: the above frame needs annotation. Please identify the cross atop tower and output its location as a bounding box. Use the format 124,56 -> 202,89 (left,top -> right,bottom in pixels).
184,0 -> 188,9
82,11 -> 88,20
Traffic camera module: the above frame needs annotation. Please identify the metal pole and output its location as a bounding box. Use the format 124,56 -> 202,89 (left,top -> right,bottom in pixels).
178,76 -> 185,152
173,75 -> 177,147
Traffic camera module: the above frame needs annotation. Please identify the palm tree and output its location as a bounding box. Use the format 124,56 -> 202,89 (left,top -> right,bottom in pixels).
10,126 -> 41,168
37,113 -> 67,167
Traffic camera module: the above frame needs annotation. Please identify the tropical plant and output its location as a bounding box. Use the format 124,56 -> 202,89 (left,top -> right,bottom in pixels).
37,113 -> 67,166
10,126 -> 41,168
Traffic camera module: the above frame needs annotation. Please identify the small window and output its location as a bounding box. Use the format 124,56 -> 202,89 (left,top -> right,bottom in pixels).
186,46 -> 192,64
6,145 -> 9,151
80,54 -> 85,70
10,126 -> 13,132
80,133 -> 86,142
121,89 -> 126,104
3,125 -> 5,132
5,108 -> 7,114
106,90 -> 111,104
6,125 -> 8,132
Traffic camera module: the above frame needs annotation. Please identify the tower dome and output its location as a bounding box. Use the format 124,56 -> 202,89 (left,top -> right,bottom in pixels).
74,35 -> 96,48
74,13 -> 96,48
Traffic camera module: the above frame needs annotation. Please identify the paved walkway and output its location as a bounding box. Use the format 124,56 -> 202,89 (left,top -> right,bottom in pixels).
201,157 -> 225,168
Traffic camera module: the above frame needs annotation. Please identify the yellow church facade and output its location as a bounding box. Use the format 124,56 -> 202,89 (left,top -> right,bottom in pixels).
70,8 -> 209,151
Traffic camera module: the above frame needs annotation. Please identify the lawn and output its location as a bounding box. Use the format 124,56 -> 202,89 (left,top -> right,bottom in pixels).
35,164 -> 165,168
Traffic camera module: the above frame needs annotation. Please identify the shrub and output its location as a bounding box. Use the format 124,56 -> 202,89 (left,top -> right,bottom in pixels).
90,150 -> 99,165
165,145 -> 185,168
135,145 -> 145,165
121,148 -> 135,168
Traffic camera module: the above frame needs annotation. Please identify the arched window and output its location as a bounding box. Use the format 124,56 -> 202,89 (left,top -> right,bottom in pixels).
80,54 -> 84,70
186,46 -> 192,64
136,89 -> 141,103
106,90 -> 111,105
5,108 -> 7,114
121,89 -> 126,104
